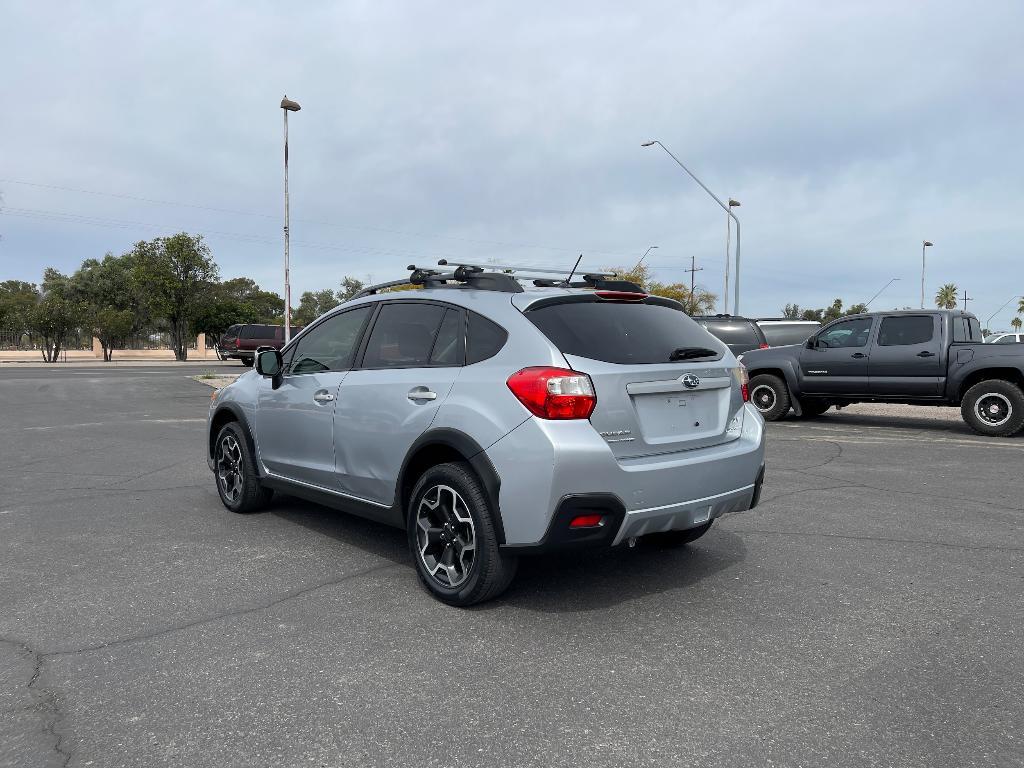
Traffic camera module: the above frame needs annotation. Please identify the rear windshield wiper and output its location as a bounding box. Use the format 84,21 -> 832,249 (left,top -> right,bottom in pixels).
669,347 -> 718,361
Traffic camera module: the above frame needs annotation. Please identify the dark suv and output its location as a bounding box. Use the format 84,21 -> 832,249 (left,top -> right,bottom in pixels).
693,315 -> 769,356
219,324 -> 300,366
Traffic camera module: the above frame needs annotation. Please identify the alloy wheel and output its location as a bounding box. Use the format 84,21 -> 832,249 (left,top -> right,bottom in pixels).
415,484 -> 477,588
216,434 -> 244,503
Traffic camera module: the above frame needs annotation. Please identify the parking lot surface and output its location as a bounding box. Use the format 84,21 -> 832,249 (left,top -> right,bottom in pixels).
1,365 -> 1022,767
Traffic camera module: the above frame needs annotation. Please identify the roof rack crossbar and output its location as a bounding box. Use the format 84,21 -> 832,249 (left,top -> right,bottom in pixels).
437,259 -> 617,278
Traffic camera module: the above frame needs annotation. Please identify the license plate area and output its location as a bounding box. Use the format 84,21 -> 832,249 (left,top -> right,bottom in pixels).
631,390 -> 722,442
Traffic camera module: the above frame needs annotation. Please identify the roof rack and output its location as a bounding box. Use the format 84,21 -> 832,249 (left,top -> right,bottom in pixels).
349,259 -> 643,300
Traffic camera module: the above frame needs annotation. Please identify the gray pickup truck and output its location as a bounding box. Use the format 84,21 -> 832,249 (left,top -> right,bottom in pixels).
739,309 -> 1024,436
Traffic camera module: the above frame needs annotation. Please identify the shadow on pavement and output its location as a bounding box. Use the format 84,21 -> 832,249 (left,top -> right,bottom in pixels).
269,495 -> 747,612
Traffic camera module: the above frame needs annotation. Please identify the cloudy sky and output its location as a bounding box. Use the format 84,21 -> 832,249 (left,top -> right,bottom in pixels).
2,1 -> 1022,326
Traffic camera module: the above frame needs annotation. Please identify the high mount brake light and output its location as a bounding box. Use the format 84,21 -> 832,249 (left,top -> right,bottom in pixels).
739,363 -> 750,402
595,290 -> 648,301
506,367 -> 597,420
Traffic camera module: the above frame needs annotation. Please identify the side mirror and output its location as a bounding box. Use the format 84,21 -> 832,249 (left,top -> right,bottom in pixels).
806,337 -> 818,349
255,347 -> 283,381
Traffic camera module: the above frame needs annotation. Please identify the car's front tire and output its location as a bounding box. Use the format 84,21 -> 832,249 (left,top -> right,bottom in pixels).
214,422 -> 273,513
407,462 -> 517,606
961,380 -> 1024,437
748,374 -> 791,421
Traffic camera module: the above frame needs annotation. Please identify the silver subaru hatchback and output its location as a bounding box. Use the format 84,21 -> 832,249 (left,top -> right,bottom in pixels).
207,263 -> 766,605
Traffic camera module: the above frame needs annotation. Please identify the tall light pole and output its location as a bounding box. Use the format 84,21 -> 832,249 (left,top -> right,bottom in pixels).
985,295 -> 1023,331
642,140 -> 742,313
633,245 -> 658,272
920,240 -> 933,309
865,277 -> 900,308
281,95 -> 301,343
724,198 -> 740,314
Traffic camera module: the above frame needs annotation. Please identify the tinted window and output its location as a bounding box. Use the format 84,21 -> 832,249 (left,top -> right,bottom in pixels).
240,324 -> 278,339
759,323 -> 818,347
527,299 -> 722,364
878,316 -> 933,346
430,309 -> 464,366
817,317 -> 873,348
953,317 -> 983,343
993,334 -> 1019,344
224,325 -> 241,337
289,307 -> 371,374
466,312 -> 508,364
362,303 -> 447,368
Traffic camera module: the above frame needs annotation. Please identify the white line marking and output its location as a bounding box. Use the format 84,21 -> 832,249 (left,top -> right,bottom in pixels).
24,418 -> 206,431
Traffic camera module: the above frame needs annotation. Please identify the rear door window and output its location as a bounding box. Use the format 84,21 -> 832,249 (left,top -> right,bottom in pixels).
526,298 -> 722,364
877,316 -> 934,346
361,302 -> 447,368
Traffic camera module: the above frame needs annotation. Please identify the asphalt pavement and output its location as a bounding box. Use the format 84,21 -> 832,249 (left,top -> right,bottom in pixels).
1,365 -> 1022,767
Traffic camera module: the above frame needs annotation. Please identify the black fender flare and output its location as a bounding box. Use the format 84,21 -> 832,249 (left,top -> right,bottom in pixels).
396,428 -> 506,544
747,359 -> 803,415
209,402 -> 259,469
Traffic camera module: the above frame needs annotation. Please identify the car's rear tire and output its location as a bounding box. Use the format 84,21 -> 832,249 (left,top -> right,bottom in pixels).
749,374 -> 791,421
214,422 -> 273,513
797,399 -> 830,418
961,380 -> 1024,437
645,520 -> 714,548
407,462 -> 517,606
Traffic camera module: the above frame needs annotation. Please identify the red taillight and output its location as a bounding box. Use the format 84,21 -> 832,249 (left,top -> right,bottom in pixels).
506,367 -> 597,420
595,290 -> 648,301
759,343 -> 770,349
739,363 -> 750,402
569,514 -> 604,528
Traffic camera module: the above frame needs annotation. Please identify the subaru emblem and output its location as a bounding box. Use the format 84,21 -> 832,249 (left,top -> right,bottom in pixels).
682,374 -> 700,389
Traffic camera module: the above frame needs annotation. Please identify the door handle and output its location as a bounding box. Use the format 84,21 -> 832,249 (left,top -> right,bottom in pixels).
408,388 -> 437,402
850,352 -> 867,359
917,351 -> 936,357
313,390 -> 335,404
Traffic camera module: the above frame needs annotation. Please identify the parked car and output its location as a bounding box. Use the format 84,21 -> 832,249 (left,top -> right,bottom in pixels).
741,310 -> 1024,436
207,264 -> 766,605
985,333 -> 1024,344
755,319 -> 821,348
692,315 -> 769,356
218,323 -> 301,366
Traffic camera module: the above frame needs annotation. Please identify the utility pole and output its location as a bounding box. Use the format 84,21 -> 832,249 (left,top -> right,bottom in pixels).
280,95 -> 302,343
684,256 -> 704,315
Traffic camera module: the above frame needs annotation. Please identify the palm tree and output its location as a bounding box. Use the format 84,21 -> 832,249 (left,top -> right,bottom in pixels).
1018,298 -> 1024,315
935,283 -> 958,309
1012,316 -> 1022,333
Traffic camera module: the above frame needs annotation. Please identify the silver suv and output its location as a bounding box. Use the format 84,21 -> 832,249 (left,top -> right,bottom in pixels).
207,263 -> 766,605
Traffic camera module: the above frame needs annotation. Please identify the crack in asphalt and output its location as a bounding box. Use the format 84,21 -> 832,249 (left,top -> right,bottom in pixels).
1,560 -> 403,767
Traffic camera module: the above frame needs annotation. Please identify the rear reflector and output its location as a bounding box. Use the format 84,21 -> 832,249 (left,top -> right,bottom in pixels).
569,514 -> 604,528
595,290 -> 648,301
759,343 -> 770,349
506,367 -> 597,420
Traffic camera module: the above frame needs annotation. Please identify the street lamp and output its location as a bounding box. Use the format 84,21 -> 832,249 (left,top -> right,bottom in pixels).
281,95 -> 301,343
633,245 -> 658,271
865,277 -> 900,308
724,198 -> 740,314
985,295 -> 1023,331
642,140 -> 742,313
920,240 -> 933,309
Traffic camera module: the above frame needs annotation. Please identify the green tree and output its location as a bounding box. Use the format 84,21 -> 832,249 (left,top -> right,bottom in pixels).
219,277 -> 284,322
800,308 -> 824,322
26,274 -> 86,362
782,303 -> 801,319
845,303 -> 869,316
293,289 -> 339,326
0,280 -> 39,344
338,276 -> 365,302
607,264 -> 717,314
822,298 -> 845,322
132,233 -> 219,361
1011,316 -> 1022,333
69,253 -> 150,361
935,283 -> 958,309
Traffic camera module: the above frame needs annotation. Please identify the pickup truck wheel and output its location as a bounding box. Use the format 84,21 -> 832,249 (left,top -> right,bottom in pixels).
749,374 -> 791,421
961,380 -> 1024,437
407,462 -> 517,607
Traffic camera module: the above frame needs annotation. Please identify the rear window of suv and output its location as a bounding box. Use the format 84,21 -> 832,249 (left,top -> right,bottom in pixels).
525,297 -> 723,365
239,324 -> 281,340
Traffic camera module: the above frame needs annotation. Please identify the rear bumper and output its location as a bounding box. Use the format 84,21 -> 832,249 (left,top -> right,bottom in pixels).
490,402 -> 766,548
